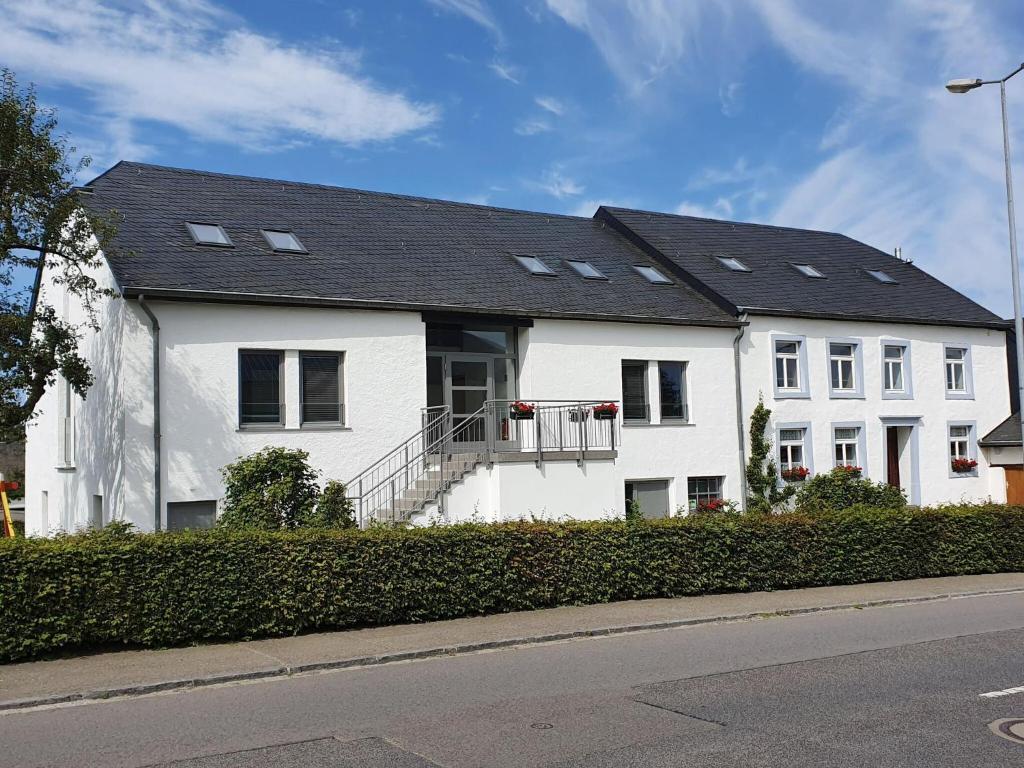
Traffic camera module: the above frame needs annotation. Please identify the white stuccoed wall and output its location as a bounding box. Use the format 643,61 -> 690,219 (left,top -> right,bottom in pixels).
739,316 -> 1011,506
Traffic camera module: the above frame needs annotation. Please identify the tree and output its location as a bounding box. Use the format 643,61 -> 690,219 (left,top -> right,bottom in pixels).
1,69 -> 118,442
744,395 -> 796,514
218,447 -> 322,530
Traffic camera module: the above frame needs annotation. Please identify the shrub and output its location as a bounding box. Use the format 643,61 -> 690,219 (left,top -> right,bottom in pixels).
745,397 -> 796,513
624,497 -> 643,523
688,498 -> 741,516
795,466 -> 907,512
217,447 -> 320,530
308,481 -> 357,529
1,504 -> 1022,662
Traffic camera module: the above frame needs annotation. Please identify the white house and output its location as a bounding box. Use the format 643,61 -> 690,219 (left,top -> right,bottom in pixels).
22,163 -> 1014,533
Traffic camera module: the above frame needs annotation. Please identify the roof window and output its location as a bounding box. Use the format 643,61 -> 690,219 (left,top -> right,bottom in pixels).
792,263 -> 826,279
866,268 -> 897,284
261,229 -> 307,253
633,265 -> 673,285
566,260 -> 608,280
513,254 -> 555,276
716,256 -> 751,272
185,222 -> 232,246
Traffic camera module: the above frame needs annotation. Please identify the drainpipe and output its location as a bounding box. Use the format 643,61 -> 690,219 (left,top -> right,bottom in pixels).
137,296 -> 162,531
733,313 -> 748,511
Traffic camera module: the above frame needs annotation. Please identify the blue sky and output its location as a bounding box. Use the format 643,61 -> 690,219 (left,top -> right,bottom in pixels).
4,0 -> 1024,314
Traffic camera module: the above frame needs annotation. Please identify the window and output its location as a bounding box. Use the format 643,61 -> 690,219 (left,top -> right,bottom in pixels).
883,345 -> 905,392
261,229 -> 306,253
40,490 -> 48,534
792,263 -> 825,278
778,428 -> 806,471
633,265 -> 673,284
57,375 -> 75,468
426,324 -> 514,354
945,347 -> 967,393
716,256 -> 750,272
513,254 -> 555,276
829,343 -> 856,391
621,360 -> 649,422
949,424 -> 970,461
866,268 -> 896,284
833,427 -> 859,468
687,476 -> 723,512
90,494 -> 103,529
566,260 -> 608,280
625,480 -> 670,519
775,340 -> 801,390
239,350 -> 283,426
185,222 -> 232,246
301,352 -> 343,424
167,501 -> 217,530
658,361 -> 687,420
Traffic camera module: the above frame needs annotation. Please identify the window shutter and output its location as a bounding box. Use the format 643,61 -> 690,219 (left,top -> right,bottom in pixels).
302,354 -> 341,423
621,362 -> 647,420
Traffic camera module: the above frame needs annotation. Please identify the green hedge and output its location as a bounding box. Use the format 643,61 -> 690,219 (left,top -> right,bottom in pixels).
1,504 -> 1023,662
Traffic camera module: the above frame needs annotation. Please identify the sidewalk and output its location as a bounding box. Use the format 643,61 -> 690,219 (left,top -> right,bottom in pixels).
2,573 -> 1023,711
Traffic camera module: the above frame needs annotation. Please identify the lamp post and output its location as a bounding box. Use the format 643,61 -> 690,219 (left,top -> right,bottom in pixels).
947,63 -> 1024,454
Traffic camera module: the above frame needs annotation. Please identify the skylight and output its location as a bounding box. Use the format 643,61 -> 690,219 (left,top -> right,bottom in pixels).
633,265 -> 673,285
566,260 -> 608,280
792,263 -> 826,279
261,229 -> 307,253
514,254 -> 556,276
185,222 -> 232,246
716,256 -> 750,272
866,269 -> 897,284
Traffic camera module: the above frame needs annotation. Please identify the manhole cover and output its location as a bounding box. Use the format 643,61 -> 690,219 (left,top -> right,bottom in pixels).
530,722 -> 554,730
990,718 -> 1024,745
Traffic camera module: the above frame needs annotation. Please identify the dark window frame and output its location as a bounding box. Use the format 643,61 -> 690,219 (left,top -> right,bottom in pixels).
260,228 -> 308,254
687,476 -> 723,511
658,360 -> 688,421
185,221 -> 233,247
238,349 -> 285,428
621,359 -> 650,423
300,351 -> 345,425
565,259 -> 609,280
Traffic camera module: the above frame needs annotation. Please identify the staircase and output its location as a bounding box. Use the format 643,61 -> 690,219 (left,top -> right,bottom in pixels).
344,406 -> 487,527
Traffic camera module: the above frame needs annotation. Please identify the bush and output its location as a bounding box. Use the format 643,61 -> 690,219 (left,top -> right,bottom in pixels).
308,481 -> 356,530
795,466 -> 907,512
217,447 -> 320,530
1,504 -> 1022,662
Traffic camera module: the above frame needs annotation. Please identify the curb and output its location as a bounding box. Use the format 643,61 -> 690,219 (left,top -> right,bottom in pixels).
2,585 -> 1021,713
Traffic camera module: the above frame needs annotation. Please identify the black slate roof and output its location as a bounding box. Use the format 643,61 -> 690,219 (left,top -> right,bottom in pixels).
980,414 -> 1022,446
80,162 -> 738,327
598,207 -> 1008,329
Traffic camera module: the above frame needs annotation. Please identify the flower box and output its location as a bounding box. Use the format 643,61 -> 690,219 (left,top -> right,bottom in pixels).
592,403 -> 619,420
509,401 -> 535,421
781,466 -> 810,482
951,457 -> 978,474
834,465 -> 863,478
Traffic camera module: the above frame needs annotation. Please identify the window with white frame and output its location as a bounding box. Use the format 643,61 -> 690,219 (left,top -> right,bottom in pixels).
687,476 -> 723,511
945,347 -> 968,393
775,340 -> 801,391
778,428 -> 806,471
829,342 -> 857,391
833,427 -> 860,468
883,345 -> 905,392
949,424 -> 971,461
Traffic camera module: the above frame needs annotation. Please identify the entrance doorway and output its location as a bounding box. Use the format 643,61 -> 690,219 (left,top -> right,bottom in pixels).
882,420 -> 920,504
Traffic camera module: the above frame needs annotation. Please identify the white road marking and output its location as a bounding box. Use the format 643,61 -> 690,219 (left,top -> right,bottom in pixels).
979,685 -> 1024,698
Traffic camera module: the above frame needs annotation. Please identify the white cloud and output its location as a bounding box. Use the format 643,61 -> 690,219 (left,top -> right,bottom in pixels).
676,197 -> 735,220
535,96 -> 566,116
515,118 -> 552,136
426,0 -> 503,43
533,166 -> 584,198
489,61 -> 521,84
718,82 -> 742,116
2,0 -> 438,153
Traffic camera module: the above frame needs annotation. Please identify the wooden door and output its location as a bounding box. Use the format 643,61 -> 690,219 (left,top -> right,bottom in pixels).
1006,467 -> 1024,505
886,427 -> 901,488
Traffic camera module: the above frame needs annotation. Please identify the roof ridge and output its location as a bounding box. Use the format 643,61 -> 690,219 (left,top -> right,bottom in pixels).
602,205 -> 856,240
90,161 -> 599,222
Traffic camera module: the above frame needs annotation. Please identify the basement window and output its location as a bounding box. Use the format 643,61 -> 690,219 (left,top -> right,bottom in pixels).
792,263 -> 826,279
633,265 -> 673,285
261,229 -> 307,253
866,269 -> 897,284
566,260 -> 608,280
716,256 -> 751,272
514,254 -> 556,276
185,222 -> 232,246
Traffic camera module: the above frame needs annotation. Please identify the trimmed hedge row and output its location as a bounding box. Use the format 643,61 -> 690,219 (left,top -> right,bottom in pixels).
2,504 -> 1023,662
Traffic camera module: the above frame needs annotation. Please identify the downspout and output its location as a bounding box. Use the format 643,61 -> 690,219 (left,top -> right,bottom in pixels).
733,313 -> 748,511
137,296 -> 161,531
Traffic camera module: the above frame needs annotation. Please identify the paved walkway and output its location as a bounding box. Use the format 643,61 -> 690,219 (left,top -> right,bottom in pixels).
2,573 -> 1022,710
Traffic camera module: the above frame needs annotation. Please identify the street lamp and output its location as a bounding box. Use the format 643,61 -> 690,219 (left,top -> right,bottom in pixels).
947,63 -> 1024,455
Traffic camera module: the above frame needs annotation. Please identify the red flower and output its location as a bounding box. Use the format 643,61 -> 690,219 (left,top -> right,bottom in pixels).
509,400 -> 535,415
951,457 -> 978,473
592,402 -> 619,415
781,466 -> 810,481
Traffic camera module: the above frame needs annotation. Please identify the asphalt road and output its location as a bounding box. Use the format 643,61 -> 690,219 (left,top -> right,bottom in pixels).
3,592 -> 1024,767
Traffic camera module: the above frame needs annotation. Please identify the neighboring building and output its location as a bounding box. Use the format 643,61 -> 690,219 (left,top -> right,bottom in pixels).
22,163 -> 1013,533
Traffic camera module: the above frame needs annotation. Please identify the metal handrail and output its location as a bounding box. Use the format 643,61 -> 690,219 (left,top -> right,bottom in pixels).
344,406 -> 449,485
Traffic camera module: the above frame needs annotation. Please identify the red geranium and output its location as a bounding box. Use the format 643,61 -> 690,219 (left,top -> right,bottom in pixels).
509,400 -> 535,415
781,466 -> 810,482
592,402 -> 619,416
951,457 -> 978,473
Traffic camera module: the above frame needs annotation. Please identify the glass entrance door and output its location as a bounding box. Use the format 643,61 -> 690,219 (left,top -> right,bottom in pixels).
447,356 -> 492,446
